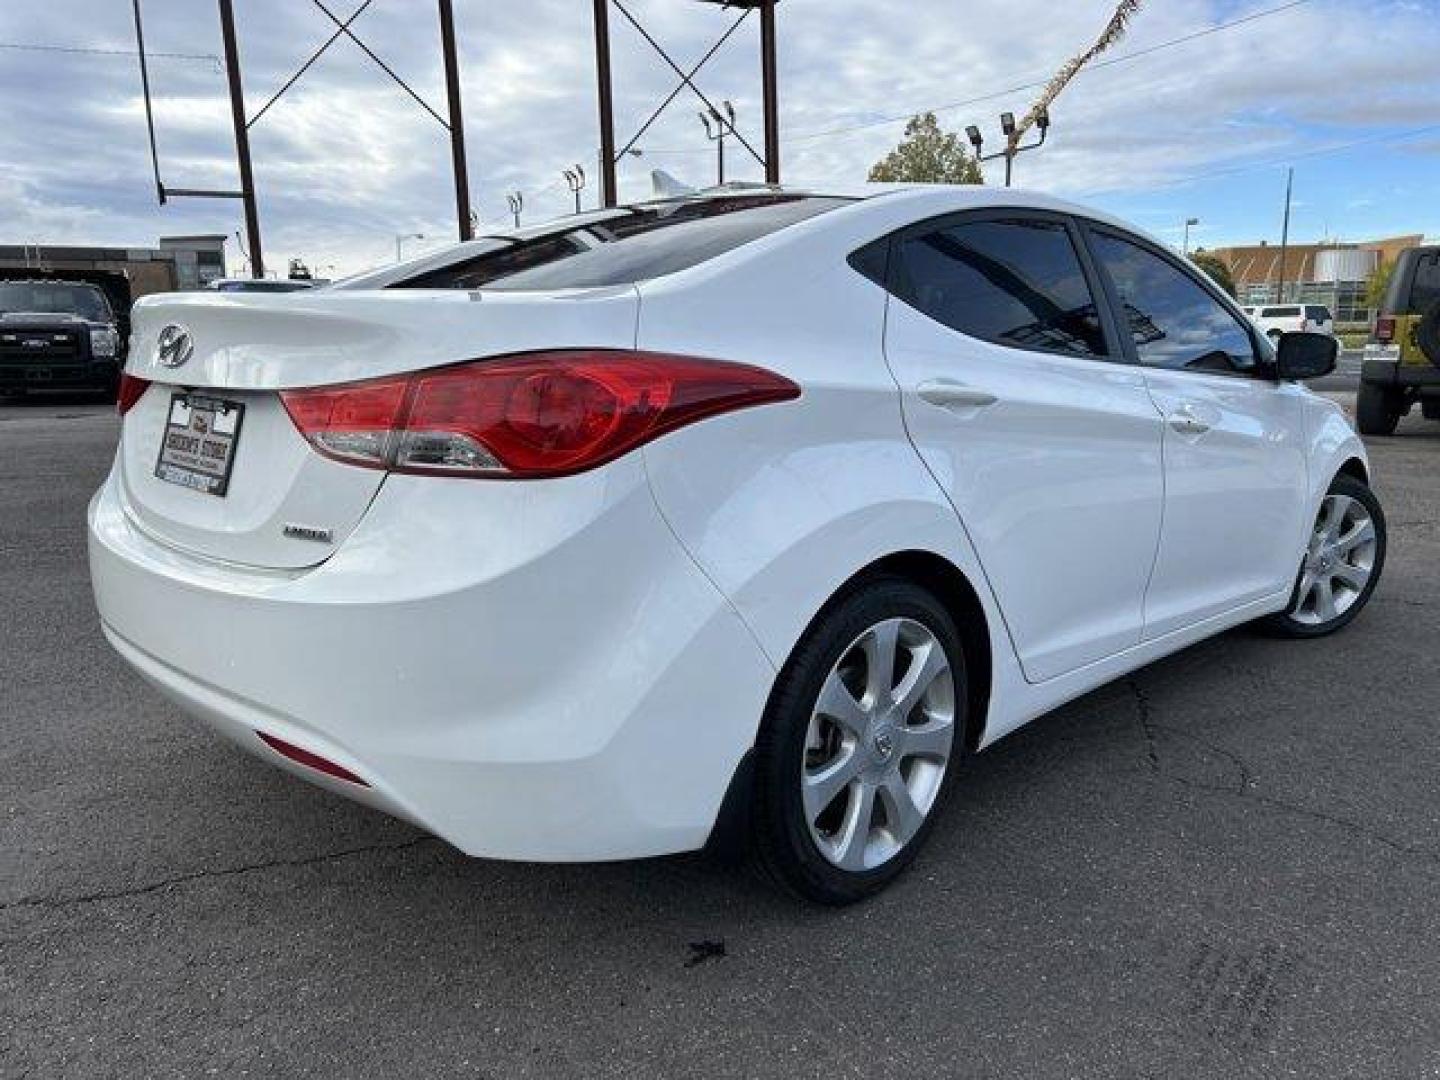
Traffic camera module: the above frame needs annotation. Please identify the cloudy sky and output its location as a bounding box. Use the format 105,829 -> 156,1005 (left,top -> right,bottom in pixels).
2,0 -> 1437,277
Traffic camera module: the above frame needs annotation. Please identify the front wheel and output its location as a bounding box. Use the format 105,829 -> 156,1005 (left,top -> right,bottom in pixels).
750,578 -> 965,905
1260,474 -> 1385,638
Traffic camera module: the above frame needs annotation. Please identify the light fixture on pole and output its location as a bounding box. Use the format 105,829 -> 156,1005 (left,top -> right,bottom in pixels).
1182,217 -> 1199,255
395,232 -> 424,262
506,191 -> 524,229
968,109 -> 1049,187
563,164 -> 587,214
699,99 -> 736,185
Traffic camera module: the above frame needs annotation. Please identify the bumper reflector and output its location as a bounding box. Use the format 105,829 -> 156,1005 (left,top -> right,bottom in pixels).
257,732 -> 369,786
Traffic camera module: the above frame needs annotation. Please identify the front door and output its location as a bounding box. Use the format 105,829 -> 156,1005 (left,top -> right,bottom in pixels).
1083,226 -> 1310,638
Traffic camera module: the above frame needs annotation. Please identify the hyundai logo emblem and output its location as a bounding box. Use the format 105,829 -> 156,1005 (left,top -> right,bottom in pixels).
156,324 -> 194,368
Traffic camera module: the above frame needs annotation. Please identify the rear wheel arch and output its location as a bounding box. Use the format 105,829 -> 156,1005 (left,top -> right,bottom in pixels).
800,550 -> 992,753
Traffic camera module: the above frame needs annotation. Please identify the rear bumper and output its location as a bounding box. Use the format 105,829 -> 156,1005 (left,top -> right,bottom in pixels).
88,458 -> 775,861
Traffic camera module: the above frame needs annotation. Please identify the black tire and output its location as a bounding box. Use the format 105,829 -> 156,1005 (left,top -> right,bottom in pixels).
1422,398 -> 1440,422
1259,473 -> 1385,639
1356,381 -> 1402,436
750,576 -> 967,905
1419,299 -> 1440,368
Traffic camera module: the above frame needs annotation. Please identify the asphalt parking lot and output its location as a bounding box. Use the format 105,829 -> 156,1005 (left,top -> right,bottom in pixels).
2,389 -> 1438,1079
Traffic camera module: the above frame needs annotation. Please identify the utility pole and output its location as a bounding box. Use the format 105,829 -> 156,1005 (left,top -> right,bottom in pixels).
592,0 -> 618,207
760,0 -> 779,184
438,0 -> 474,241
1277,167 -> 1294,305
218,0 -> 263,278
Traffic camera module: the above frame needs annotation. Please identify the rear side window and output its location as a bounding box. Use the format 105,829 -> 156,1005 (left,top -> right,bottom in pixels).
1090,231 -> 1259,376
1261,306 -> 1301,317
482,196 -> 849,291
889,218 -> 1108,357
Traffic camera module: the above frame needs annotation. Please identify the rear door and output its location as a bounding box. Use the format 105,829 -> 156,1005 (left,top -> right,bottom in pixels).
1082,224 -> 1310,638
880,210 -> 1165,683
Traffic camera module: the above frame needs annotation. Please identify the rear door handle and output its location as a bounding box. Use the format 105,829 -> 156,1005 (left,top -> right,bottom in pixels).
917,380 -> 998,410
1166,408 -> 1211,435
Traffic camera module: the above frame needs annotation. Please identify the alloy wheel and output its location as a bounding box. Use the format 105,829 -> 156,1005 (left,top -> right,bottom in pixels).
1291,493 -> 1378,625
801,617 -> 955,871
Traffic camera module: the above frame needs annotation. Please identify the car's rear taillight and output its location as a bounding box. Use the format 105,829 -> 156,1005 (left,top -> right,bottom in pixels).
279,350 -> 800,479
1375,316 -> 1395,344
116,373 -> 151,416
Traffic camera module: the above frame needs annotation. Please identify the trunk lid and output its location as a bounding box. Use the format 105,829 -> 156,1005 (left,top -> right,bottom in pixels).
119,287 -> 639,569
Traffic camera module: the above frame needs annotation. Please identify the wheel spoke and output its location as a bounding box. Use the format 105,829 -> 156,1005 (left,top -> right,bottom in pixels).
815,669 -> 869,738
877,774 -> 925,846
861,621 -> 901,704
899,718 -> 953,761
1319,495 -> 1350,540
833,780 -> 877,871
891,639 -> 949,716
1331,562 -> 1369,590
1335,518 -> 1375,555
1314,577 -> 1338,621
802,747 -> 863,823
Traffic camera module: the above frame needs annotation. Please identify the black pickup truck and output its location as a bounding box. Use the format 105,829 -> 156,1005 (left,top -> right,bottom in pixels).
0,279 -> 124,399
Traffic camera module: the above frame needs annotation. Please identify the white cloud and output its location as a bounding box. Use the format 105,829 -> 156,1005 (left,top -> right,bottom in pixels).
0,0 -> 1437,274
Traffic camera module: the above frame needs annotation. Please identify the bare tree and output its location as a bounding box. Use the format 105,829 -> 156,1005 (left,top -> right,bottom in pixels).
1007,0 -> 1144,154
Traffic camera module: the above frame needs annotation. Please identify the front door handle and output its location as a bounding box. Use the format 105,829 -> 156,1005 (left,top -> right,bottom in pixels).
917,380 -> 998,410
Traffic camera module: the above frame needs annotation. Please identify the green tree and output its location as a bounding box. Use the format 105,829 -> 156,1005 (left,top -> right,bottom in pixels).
1188,250 -> 1236,298
1365,259 -> 1394,310
869,113 -> 983,184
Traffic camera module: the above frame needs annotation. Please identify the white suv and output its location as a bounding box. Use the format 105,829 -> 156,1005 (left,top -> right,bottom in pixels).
1246,304 -> 1334,341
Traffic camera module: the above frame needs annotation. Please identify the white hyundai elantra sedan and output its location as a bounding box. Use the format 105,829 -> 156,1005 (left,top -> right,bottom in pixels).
90,186 -> 1385,903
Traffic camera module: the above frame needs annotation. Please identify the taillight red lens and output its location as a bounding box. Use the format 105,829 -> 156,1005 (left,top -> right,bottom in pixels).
280,350 -> 799,479
1375,316 -> 1395,344
116,372 -> 151,416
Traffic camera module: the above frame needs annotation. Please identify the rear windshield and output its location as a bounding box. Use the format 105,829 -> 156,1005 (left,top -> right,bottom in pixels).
397,195 -> 850,292
1261,306 -> 1301,317
0,281 -> 111,320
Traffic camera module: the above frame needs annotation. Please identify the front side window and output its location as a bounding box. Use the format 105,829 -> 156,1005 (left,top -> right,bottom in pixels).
890,218 -> 1108,357
1305,305 -> 1331,321
1091,232 -> 1258,376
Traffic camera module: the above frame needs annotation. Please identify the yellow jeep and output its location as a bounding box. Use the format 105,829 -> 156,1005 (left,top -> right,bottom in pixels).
1358,244 -> 1440,434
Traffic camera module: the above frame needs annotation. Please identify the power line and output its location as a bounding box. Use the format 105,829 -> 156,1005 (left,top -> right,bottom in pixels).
784,0 -> 1316,146
1136,121 -> 1440,192
0,41 -> 220,65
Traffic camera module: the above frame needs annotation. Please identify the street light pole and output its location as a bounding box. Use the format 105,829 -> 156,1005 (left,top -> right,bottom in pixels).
700,100 -> 736,186
1182,217 -> 1199,255
1277,167 -> 1294,305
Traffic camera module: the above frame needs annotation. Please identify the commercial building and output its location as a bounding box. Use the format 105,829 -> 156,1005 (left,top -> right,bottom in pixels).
1206,234 -> 1423,325
0,234 -> 228,299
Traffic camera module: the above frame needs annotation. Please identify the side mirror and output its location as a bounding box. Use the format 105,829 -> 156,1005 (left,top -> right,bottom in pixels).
1274,330 -> 1338,381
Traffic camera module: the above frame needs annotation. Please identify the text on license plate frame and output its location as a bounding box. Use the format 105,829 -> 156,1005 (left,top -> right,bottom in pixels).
153,392 -> 246,497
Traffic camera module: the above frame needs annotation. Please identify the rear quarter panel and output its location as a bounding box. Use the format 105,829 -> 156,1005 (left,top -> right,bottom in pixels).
634,201 -> 1013,723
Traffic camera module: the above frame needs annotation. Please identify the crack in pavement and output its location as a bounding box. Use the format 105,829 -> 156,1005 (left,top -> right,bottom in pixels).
1,835 -> 439,915
1122,678 -> 1436,864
